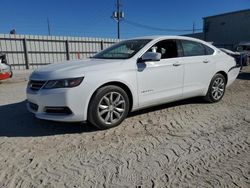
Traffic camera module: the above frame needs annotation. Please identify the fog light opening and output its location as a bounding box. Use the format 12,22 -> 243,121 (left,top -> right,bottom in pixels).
44,107 -> 72,115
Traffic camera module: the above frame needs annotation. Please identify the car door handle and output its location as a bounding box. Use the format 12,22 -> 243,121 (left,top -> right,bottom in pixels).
173,62 -> 181,66
203,60 -> 209,63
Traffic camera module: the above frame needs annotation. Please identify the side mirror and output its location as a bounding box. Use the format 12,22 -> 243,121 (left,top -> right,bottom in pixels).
139,52 -> 161,62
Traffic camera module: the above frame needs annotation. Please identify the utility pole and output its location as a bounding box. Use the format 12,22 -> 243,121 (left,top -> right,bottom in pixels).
117,0 -> 120,39
47,18 -> 51,36
192,22 -> 195,34
112,0 -> 124,39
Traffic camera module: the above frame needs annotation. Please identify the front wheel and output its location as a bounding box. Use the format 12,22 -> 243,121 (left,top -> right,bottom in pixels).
88,85 -> 130,129
204,73 -> 226,103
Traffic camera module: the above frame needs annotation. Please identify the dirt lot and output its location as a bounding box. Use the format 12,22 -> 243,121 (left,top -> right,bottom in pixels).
0,67 -> 250,188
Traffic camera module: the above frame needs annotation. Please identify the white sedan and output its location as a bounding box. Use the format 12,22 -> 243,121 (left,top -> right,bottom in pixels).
27,36 -> 240,129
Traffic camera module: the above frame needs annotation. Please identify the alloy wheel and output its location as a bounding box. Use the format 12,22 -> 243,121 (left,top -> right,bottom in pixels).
97,92 -> 126,125
211,77 -> 225,100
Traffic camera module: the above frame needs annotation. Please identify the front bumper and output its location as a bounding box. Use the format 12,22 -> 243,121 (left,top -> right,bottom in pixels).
26,87 -> 88,122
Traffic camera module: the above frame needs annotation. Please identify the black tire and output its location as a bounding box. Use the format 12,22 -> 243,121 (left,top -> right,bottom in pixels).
204,73 -> 226,103
88,85 -> 130,129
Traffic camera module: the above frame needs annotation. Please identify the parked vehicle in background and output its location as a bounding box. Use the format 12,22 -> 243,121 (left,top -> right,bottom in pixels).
0,53 -> 12,80
220,48 -> 247,67
235,42 -> 250,66
27,36 -> 240,129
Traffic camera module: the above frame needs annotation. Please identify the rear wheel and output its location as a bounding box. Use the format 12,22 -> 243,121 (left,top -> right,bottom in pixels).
88,85 -> 130,129
205,73 -> 226,103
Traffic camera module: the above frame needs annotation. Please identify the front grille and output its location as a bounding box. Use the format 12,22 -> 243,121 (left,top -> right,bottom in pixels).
29,80 -> 46,91
29,102 -> 39,111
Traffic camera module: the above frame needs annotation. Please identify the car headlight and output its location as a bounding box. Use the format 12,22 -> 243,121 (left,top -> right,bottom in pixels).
43,77 -> 84,89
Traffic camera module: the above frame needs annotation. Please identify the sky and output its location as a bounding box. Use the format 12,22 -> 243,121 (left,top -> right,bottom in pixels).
0,0 -> 249,39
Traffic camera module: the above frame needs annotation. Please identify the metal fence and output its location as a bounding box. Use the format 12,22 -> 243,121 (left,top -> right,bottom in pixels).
0,34 -> 119,70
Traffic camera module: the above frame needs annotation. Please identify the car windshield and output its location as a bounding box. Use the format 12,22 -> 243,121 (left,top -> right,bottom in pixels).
93,39 -> 151,59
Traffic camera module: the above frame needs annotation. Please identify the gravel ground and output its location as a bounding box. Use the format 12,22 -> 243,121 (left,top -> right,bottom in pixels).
0,67 -> 250,187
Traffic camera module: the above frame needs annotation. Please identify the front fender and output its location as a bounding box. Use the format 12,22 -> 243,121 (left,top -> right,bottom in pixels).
82,69 -> 138,121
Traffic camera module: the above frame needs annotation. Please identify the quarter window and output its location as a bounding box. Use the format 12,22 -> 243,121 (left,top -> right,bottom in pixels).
204,45 -> 214,55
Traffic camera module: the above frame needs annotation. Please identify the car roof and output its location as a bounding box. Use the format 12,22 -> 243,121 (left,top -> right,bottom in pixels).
130,35 -> 208,43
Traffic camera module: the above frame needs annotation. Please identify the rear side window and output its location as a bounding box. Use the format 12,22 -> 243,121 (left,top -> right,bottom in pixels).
181,40 -> 206,56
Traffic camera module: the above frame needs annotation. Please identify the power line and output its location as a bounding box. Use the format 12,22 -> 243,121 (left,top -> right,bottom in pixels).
123,19 -> 202,32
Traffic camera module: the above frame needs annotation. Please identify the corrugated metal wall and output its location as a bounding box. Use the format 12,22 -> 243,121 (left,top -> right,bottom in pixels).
203,10 -> 250,48
183,10 -> 250,50
0,34 -> 119,70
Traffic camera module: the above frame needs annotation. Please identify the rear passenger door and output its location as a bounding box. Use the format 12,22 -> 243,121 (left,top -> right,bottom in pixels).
179,40 -> 216,97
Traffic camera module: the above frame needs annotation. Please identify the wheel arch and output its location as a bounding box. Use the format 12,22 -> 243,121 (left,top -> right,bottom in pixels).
215,71 -> 228,85
204,70 -> 228,96
87,81 -> 134,115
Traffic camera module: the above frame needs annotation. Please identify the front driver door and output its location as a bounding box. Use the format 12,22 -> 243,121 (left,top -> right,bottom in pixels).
137,40 -> 184,107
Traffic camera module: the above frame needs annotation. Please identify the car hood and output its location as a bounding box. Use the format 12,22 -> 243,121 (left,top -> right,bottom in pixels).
30,58 -> 123,80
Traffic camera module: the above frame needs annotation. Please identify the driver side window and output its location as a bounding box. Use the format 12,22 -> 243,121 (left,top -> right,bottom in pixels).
148,40 -> 179,59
